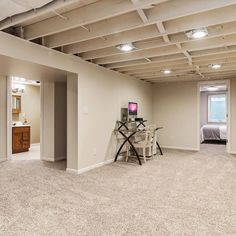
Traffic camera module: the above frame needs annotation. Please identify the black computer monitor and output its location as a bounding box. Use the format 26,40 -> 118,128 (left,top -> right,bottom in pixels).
128,102 -> 138,115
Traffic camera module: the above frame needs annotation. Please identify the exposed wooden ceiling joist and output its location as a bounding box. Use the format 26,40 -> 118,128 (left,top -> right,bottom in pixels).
77,29 -> 236,61
94,45 -> 181,64
126,62 -> 236,77
105,54 -> 193,69
63,5 -> 236,54
43,0 -> 236,48
2,0 -> 236,82
90,34 -> 236,65
122,63 -> 191,75
117,59 -> 189,71
24,0 -> 167,40
0,0 -> 78,30
105,47 -> 236,71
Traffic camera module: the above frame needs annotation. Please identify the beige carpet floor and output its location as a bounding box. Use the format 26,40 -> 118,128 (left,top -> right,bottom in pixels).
0,144 -> 236,235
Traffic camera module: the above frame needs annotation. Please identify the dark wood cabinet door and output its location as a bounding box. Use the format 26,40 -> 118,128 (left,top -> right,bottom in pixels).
23,132 -> 30,141
12,127 -> 31,153
22,141 -> 30,149
12,133 -> 23,153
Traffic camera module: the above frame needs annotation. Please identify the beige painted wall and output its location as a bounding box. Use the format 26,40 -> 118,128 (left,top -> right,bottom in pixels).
67,73 -> 79,170
1,31 -> 236,170
0,76 -> 7,161
12,84 -> 40,144
153,79 -> 236,154
41,80 -> 55,161
1,32 -> 236,172
153,81 -> 198,150
77,66 -> 153,170
41,80 -> 67,162
0,32 -> 151,171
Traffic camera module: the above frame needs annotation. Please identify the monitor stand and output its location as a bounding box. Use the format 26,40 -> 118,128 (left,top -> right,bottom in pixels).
129,115 -> 137,122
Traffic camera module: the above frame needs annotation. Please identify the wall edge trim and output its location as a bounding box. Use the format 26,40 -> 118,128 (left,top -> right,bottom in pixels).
55,156 -> 66,161
41,157 -> 54,162
66,157 -> 122,175
229,150 -> 236,155
162,145 -> 199,151
0,158 -> 7,163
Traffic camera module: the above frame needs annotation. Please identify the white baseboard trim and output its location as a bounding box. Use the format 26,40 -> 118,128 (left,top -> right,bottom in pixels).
66,157 -> 122,175
228,150 -> 236,155
162,145 -> 199,152
66,168 -> 79,174
31,143 -> 40,146
55,156 -> 66,161
41,157 -> 54,162
0,158 -> 6,163
42,156 -> 66,162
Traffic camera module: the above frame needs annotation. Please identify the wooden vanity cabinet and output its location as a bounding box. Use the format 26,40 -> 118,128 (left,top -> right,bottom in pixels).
12,126 -> 30,153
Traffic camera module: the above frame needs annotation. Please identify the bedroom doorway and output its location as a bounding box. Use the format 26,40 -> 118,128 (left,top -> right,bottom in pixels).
198,80 -> 229,153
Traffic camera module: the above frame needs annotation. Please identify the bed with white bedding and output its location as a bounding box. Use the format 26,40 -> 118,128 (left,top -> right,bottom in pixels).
200,124 -> 227,142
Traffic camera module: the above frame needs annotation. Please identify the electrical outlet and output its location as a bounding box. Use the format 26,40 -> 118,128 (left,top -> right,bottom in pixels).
92,148 -> 97,156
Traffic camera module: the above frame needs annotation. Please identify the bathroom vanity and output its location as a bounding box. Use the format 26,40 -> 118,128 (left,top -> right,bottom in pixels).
12,125 -> 31,153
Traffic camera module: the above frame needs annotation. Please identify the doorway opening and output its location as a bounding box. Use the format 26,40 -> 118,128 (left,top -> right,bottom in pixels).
198,81 -> 230,153
11,77 -> 41,160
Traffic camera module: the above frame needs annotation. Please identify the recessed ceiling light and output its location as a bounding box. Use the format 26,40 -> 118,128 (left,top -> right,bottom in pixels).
116,43 -> 135,52
207,86 -> 219,91
186,28 -> 208,39
163,69 -> 172,74
210,64 -> 222,69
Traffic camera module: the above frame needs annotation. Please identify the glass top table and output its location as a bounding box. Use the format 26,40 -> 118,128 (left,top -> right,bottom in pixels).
117,120 -> 147,130
114,128 -> 143,165
114,121 -> 164,165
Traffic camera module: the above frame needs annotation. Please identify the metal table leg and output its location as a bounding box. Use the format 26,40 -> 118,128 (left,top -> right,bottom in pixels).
156,141 -> 163,155
114,130 -> 142,165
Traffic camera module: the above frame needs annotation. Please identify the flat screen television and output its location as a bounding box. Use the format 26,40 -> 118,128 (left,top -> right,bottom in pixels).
128,102 -> 138,115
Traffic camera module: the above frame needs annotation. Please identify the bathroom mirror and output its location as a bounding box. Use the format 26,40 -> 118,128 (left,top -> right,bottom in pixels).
12,95 -> 21,114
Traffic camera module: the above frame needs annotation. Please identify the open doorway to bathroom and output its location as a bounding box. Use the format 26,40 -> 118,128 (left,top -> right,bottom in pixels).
198,81 -> 229,153
11,77 -> 41,160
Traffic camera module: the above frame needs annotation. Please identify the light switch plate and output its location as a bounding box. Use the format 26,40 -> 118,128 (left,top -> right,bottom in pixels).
83,106 -> 89,115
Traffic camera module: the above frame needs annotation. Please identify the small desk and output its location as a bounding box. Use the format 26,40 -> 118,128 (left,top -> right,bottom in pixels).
114,129 -> 142,165
117,120 -> 147,130
114,121 -> 164,164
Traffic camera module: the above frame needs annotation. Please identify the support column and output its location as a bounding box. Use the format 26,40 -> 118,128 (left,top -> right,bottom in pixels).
66,73 -> 79,172
54,82 -> 67,161
40,80 -> 55,161
0,76 -> 7,162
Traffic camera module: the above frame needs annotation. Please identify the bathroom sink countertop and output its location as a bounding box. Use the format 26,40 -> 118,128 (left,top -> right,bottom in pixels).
12,124 -> 31,127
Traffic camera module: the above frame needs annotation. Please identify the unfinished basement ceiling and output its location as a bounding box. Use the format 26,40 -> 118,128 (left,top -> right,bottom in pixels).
0,0 -> 54,21
1,0 -> 236,83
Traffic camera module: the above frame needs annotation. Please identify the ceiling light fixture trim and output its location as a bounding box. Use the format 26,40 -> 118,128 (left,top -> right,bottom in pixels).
116,43 -> 135,52
207,86 -> 219,91
210,64 -> 222,69
186,28 -> 208,39
163,69 -> 172,74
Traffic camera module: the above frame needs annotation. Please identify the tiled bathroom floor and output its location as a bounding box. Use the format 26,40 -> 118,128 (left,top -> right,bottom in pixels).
12,144 -> 40,160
